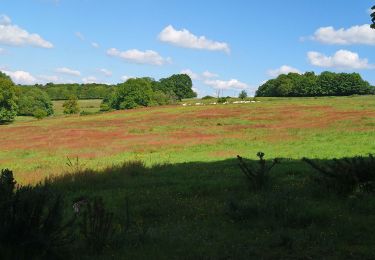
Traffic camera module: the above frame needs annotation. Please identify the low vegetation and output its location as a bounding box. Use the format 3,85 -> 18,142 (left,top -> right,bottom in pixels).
63,95 -> 80,114
1,152 -> 375,258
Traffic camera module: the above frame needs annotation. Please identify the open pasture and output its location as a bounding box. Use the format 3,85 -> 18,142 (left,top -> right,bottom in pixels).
0,96 -> 374,184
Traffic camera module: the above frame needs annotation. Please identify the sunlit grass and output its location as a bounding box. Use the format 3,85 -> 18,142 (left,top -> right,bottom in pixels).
1,95 -> 375,184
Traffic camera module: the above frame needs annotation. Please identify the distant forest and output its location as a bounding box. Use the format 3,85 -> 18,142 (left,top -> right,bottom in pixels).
18,74 -> 196,101
256,72 -> 375,97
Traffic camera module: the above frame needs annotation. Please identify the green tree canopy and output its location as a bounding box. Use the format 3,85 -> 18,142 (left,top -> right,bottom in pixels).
256,72 -> 374,97
238,90 -> 248,99
159,74 -> 197,100
109,78 -> 154,109
16,87 -> 54,118
371,5 -> 375,29
107,75 -> 195,110
0,72 -> 18,123
63,95 -> 80,114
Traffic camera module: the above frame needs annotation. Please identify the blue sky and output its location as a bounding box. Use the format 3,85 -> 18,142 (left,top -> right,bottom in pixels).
0,0 -> 374,96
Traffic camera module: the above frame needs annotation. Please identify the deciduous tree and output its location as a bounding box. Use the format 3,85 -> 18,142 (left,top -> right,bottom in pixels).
63,95 -> 80,114
0,72 -> 18,123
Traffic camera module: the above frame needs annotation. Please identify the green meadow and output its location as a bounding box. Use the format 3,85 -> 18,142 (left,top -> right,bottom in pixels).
1,95 -> 375,258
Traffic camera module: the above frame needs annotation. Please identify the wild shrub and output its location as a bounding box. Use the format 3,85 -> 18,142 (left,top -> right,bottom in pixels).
238,90 -> 248,99
0,169 -> 74,259
79,197 -> 116,254
217,97 -> 228,103
237,152 -> 280,191
66,156 -> 86,173
303,155 -> 375,195
33,108 -> 48,119
63,95 -> 80,114
79,110 -> 97,116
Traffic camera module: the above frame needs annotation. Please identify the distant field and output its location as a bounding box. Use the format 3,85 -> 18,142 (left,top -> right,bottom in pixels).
52,99 -> 102,115
1,95 -> 374,184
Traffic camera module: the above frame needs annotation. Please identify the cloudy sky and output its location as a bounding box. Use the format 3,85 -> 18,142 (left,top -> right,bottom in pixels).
0,0 -> 374,96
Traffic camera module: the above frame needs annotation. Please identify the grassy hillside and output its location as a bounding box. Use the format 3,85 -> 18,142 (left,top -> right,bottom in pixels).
1,95 -> 375,258
1,95 -> 374,184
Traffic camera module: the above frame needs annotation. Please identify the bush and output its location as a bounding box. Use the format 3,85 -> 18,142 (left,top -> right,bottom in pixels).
303,155 -> 375,195
0,169 -> 74,259
238,90 -> 248,99
79,197 -> 115,254
99,102 -> 111,112
237,152 -> 280,191
33,108 -> 48,119
202,95 -> 215,100
217,97 -> 228,103
17,87 -> 54,118
80,110 -> 96,116
63,95 -> 80,114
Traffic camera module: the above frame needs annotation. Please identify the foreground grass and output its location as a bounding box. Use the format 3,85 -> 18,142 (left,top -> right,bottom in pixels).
38,158 -> 375,259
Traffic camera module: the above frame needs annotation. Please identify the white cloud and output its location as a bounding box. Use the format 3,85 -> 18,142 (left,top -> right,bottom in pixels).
0,14 -> 53,48
37,75 -> 61,83
82,76 -> 97,84
267,65 -> 301,77
192,87 -> 200,96
120,75 -> 134,82
91,42 -> 99,48
180,69 -> 219,80
56,67 -> 81,76
180,69 -> 199,80
312,24 -> 375,45
158,25 -> 230,53
4,70 -> 37,85
99,68 -> 112,77
75,31 -> 85,41
204,79 -> 249,90
202,71 -> 219,79
107,48 -> 170,66
307,50 -> 374,69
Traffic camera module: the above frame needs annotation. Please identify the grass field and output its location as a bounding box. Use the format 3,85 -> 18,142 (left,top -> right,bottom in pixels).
1,96 -> 375,258
2,95 -> 374,184
52,99 -> 102,116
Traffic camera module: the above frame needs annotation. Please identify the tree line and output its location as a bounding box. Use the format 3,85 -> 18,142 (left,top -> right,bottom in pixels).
29,83 -> 114,100
0,72 -> 196,123
256,72 -> 375,97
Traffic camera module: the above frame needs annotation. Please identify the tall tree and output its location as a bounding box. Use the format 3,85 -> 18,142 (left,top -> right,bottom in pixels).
371,5 -> 375,29
238,90 -> 248,99
159,74 -> 197,100
0,72 -> 18,123
109,78 -> 154,109
17,87 -> 54,117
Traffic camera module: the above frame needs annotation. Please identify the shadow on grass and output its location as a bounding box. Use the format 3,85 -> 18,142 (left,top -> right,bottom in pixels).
38,156 -> 375,259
